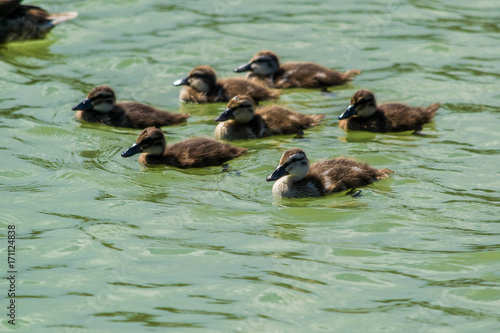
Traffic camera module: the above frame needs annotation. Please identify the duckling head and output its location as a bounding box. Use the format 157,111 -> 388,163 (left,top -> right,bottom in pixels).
215,95 -> 256,123
339,90 -> 377,120
72,85 -> 116,113
173,66 -> 217,92
121,127 -> 166,157
266,148 -> 309,182
234,50 -> 280,76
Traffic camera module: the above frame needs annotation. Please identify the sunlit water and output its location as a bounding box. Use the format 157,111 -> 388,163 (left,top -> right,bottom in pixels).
1,0 -> 499,332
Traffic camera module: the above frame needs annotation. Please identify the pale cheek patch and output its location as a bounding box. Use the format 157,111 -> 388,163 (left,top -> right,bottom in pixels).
316,72 -> 327,79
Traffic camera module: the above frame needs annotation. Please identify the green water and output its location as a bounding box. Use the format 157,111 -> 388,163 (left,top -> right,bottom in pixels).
1,0 -> 500,332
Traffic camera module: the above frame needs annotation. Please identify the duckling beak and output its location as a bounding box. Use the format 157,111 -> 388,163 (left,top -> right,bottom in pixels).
266,165 -> 288,182
215,108 -> 235,122
338,105 -> 357,120
173,77 -> 189,86
234,62 -> 252,73
121,143 -> 142,157
72,98 -> 93,111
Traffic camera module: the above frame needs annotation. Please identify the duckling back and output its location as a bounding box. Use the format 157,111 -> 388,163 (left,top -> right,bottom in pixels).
380,103 -> 440,133
272,63 -> 361,89
116,102 -> 190,129
218,78 -> 280,103
142,137 -> 248,168
310,158 -> 393,194
257,106 -> 324,135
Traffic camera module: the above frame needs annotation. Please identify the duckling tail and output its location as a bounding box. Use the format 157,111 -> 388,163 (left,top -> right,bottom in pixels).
376,168 -> 394,179
342,69 -> 362,81
311,114 -> 325,125
269,88 -> 280,100
425,103 -> 441,117
45,11 -> 78,28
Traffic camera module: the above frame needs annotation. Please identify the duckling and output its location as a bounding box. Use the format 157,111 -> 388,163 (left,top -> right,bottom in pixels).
72,85 -> 189,129
173,65 -> 279,104
121,127 -> 248,168
338,90 -> 441,134
266,148 -> 393,198
234,50 -> 361,91
0,0 -> 77,43
215,95 -> 324,140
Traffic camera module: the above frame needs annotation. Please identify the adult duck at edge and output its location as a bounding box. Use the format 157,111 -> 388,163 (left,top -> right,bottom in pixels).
0,0 -> 77,43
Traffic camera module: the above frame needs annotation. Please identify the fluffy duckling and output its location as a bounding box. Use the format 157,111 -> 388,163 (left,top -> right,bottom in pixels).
173,65 -> 279,104
267,148 -> 393,198
234,50 -> 361,91
121,127 -> 248,168
0,0 -> 77,43
339,90 -> 441,134
215,95 -> 324,140
72,86 -> 189,129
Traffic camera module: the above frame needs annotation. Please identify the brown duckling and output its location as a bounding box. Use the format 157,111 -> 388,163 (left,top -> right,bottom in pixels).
338,90 -> 441,134
266,148 -> 393,198
121,127 -> 248,168
173,65 -> 279,104
72,85 -> 189,129
234,50 -> 361,91
215,95 -> 324,140
0,0 -> 77,43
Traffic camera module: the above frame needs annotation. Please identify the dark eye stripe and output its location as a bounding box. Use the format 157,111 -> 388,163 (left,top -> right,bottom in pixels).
190,73 -> 207,78
254,58 -> 271,64
355,98 -> 374,107
282,156 -> 305,168
90,94 -> 112,101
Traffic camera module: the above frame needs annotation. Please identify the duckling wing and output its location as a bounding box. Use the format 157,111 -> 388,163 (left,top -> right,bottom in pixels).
276,63 -> 347,89
257,106 -> 323,136
310,158 -> 386,194
165,138 -> 247,168
119,102 -> 189,128
219,78 -> 279,103
379,103 -> 436,132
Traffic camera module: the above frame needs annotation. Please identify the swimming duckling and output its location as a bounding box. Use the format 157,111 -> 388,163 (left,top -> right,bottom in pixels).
121,127 -> 248,168
234,50 -> 361,91
339,90 -> 441,134
266,148 -> 393,198
173,65 -> 279,104
72,86 -> 189,129
0,0 -> 77,43
215,95 -> 324,140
